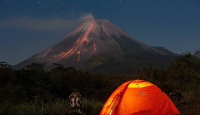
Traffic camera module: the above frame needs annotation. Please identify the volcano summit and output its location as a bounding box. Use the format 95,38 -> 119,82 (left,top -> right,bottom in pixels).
14,19 -> 177,74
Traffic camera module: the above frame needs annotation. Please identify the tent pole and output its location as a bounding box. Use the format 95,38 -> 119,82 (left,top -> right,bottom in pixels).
109,91 -> 121,115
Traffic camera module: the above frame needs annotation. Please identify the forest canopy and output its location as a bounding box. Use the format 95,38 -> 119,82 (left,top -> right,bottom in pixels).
0,51 -> 200,115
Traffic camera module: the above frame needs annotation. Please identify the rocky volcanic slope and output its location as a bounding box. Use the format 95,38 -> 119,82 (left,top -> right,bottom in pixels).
14,19 -> 177,74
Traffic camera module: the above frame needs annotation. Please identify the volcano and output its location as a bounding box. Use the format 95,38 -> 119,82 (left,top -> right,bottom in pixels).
14,19 -> 177,74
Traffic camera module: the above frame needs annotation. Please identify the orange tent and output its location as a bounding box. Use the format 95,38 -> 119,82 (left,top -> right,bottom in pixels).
100,80 -> 180,115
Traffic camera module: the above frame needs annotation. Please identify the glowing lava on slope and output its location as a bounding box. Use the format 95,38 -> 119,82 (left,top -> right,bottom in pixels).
94,43 -> 96,52
49,19 -> 96,63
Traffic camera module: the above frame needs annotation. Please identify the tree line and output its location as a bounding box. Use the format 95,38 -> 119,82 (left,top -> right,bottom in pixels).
0,51 -> 200,114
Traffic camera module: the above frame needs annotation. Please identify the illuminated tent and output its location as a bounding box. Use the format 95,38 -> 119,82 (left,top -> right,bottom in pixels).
100,80 -> 180,115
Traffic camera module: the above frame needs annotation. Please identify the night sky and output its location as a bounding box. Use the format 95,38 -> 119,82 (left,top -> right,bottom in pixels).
0,0 -> 200,65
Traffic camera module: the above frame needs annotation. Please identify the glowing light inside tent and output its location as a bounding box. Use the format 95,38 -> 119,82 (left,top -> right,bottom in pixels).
128,80 -> 153,88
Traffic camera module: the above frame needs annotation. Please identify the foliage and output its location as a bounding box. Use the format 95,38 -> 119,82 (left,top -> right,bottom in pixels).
0,51 -> 200,114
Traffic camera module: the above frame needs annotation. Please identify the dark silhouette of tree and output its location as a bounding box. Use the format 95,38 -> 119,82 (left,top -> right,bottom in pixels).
0,61 -> 12,68
24,62 -> 43,71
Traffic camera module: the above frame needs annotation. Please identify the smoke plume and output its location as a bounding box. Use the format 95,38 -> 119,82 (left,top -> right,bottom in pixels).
0,13 -> 94,32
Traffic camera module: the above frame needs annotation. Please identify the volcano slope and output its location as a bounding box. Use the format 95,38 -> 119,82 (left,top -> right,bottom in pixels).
14,19 -> 177,75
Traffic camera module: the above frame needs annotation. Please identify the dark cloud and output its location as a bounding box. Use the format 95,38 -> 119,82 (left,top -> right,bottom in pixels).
0,13 -> 93,32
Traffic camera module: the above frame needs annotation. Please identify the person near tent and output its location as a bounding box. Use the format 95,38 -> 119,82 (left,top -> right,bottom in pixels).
69,89 -> 82,112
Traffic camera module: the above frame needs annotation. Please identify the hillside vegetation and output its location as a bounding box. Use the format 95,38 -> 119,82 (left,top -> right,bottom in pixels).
0,51 -> 200,115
